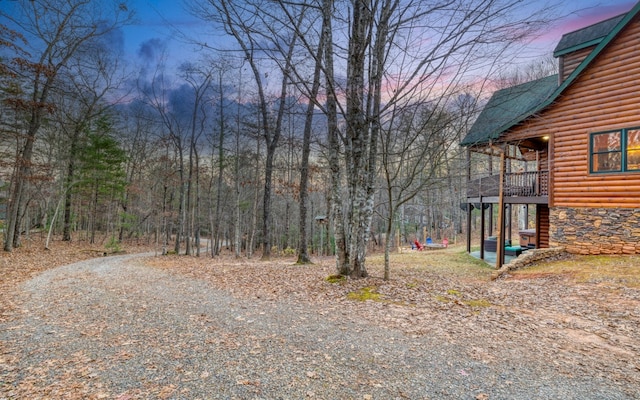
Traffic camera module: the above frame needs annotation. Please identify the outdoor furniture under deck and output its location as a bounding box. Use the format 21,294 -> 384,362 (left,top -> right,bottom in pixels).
484,237 -> 512,253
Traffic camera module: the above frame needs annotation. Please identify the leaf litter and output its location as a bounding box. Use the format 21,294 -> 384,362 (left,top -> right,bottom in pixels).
0,240 -> 639,398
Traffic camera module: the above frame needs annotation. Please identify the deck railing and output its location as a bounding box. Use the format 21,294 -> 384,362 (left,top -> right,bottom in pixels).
467,170 -> 548,198
505,170 -> 548,196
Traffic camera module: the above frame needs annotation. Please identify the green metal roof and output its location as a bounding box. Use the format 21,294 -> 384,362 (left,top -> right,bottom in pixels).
460,75 -> 558,147
553,13 -> 625,57
461,1 -> 640,148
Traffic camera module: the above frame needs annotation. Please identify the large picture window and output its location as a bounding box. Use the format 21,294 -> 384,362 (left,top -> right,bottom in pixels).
590,128 -> 640,173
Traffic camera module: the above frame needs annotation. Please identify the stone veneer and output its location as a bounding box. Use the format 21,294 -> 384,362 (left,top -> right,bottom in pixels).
550,207 -> 640,255
492,247 -> 567,280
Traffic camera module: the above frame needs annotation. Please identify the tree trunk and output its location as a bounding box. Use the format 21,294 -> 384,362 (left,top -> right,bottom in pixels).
247,138 -> 261,259
214,78 -> 225,256
341,0 -> 372,278
5,122 -> 38,251
174,147 -> 185,255
194,147 -> 201,256
323,0 -> 349,275
186,148 -> 193,256
208,172 -> 216,257
234,77 -> 242,259
62,134 -> 79,242
296,11 -> 326,265
384,205 -> 395,281
261,145 -> 275,259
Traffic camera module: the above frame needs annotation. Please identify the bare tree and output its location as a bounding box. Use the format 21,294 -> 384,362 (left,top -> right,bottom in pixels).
273,2 -> 325,264
116,100 -> 156,242
1,0 -> 132,251
379,104 -> 455,280
50,39 -> 127,243
179,62 -> 213,256
142,55 -> 214,256
205,58 -> 235,257
188,0 -> 305,259
317,0 -> 553,277
322,0 -> 345,270
495,55 -> 559,88
144,66 -> 187,254
232,63 -> 247,259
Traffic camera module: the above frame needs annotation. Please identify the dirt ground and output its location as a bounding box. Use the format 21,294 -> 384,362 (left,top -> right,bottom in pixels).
144,248 -> 640,390
1,238 -> 639,396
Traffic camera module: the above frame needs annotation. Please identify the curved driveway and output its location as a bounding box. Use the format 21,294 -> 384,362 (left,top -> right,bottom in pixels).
0,254 -> 634,399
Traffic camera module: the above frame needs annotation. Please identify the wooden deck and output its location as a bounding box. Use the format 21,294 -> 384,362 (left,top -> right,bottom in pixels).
467,170 -> 549,205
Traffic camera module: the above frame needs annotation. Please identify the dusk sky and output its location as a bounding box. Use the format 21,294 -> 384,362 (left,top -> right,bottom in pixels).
535,1 -> 635,48
125,0 -> 636,58
1,0 -> 636,83
117,0 -> 635,81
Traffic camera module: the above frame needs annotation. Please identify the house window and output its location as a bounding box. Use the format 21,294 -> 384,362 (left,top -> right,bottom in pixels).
591,130 -> 621,172
627,129 -> 640,171
590,128 -> 640,173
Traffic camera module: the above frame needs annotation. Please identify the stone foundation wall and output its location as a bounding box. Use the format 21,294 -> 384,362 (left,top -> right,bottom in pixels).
492,247 -> 567,280
550,207 -> 640,255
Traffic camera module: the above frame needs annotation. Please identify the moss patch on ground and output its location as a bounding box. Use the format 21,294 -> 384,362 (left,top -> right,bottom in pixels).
347,286 -> 383,302
463,298 -> 492,308
325,274 -> 347,284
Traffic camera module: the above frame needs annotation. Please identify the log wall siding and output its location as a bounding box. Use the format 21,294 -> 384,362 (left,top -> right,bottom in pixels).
559,46 -> 595,82
506,14 -> 640,209
536,204 -> 550,248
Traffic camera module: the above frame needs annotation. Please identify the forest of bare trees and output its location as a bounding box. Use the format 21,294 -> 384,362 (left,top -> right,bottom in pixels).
1,0 -> 554,278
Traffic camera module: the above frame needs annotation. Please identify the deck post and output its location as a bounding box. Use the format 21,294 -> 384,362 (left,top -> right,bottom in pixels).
466,204 -> 472,253
496,149 -> 506,269
488,152 -> 494,236
480,201 -> 486,260
466,149 -> 472,253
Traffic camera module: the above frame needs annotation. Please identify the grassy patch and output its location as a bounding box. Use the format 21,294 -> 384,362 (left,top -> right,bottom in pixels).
365,247 -> 494,281
511,255 -> 640,288
327,247 -> 640,292
347,286 -> 383,302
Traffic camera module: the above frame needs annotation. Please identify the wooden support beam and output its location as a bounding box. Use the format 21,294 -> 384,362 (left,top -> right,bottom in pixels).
466,204 -> 472,253
496,150 -> 506,269
480,202 -> 485,260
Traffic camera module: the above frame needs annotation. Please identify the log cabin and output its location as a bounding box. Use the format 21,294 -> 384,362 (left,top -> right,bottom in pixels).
461,2 -> 640,267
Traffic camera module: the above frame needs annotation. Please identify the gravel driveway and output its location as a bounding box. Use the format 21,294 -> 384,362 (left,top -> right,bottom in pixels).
0,254 -> 636,399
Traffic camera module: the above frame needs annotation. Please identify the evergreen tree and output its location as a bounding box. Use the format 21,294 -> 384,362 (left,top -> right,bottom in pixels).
77,117 -> 127,244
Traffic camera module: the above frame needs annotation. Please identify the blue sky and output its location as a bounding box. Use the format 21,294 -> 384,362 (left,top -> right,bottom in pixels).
122,0 -> 206,66
534,1 -> 635,50
1,0 -> 634,69
122,0 -> 637,72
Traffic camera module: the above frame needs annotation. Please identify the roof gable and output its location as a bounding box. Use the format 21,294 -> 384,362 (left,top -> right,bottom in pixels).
553,14 -> 625,57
